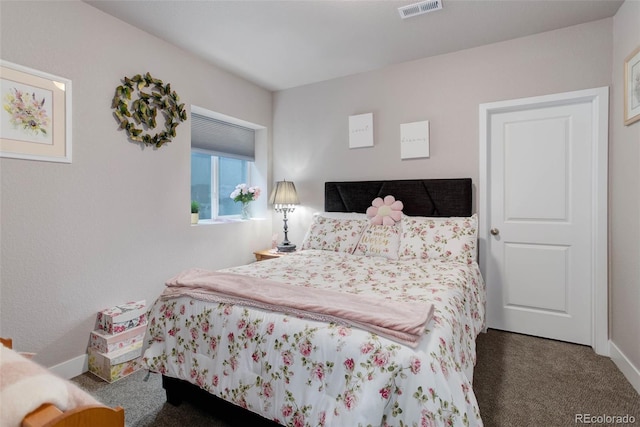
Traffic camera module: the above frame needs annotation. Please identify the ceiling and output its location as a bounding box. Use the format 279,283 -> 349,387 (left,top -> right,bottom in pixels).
85,0 -> 623,91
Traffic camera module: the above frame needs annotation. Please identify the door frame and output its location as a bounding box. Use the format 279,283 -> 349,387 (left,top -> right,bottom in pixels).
479,87 -> 609,356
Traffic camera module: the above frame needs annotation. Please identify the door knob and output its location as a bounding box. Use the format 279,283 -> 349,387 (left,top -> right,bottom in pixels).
490,228 -> 500,236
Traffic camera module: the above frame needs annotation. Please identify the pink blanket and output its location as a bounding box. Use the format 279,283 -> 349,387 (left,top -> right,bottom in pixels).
162,268 -> 434,347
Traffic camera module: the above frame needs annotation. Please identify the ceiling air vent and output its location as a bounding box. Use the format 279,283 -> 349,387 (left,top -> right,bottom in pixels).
398,0 -> 443,19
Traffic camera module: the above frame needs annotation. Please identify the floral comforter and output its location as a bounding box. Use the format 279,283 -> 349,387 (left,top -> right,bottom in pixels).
142,250 -> 486,427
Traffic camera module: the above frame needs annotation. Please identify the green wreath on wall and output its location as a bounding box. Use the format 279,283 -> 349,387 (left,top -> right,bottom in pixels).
111,72 -> 187,148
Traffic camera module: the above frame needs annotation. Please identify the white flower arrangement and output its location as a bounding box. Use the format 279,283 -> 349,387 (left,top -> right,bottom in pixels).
230,183 -> 261,204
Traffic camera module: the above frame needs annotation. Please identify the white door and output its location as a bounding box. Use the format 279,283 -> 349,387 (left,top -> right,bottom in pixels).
479,87 -> 608,354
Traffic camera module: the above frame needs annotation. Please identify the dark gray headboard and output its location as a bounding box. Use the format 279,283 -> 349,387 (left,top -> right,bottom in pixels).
325,178 -> 472,217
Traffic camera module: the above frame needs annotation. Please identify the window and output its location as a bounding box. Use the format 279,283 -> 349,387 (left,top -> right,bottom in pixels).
191,111 -> 255,220
191,152 -> 250,219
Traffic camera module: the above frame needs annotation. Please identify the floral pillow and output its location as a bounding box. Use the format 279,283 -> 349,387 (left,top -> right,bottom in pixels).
353,224 -> 401,260
399,214 -> 478,263
301,216 -> 368,253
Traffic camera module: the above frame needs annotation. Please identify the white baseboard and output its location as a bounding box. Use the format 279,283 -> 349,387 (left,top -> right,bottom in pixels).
609,340 -> 640,395
48,353 -> 88,380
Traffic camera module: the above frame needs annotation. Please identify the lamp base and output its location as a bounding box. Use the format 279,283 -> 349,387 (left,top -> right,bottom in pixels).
277,243 -> 296,253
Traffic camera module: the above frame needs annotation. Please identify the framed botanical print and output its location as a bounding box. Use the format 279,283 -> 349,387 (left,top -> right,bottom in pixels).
1,61 -> 72,162
624,46 -> 640,126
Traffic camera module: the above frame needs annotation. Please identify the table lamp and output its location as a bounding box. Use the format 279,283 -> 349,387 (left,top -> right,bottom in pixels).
269,180 -> 299,252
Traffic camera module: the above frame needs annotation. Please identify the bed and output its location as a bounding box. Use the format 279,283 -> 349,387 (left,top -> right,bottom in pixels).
0,338 -> 124,427
142,178 -> 485,426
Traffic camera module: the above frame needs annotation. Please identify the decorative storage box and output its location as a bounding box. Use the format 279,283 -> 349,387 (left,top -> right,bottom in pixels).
88,341 -> 143,383
90,323 -> 147,354
97,300 -> 147,334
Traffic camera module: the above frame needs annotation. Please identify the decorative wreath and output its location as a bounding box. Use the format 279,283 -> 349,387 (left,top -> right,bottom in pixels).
111,72 -> 187,148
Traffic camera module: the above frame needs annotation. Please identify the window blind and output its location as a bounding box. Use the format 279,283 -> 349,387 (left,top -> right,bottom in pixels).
191,113 -> 255,161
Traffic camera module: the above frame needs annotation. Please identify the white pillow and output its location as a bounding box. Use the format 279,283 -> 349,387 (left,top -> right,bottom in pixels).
353,224 -> 401,260
399,214 -> 478,264
301,216 -> 368,253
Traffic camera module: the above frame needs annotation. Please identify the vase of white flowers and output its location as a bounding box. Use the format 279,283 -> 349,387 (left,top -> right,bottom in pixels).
230,183 -> 261,220
240,203 -> 250,220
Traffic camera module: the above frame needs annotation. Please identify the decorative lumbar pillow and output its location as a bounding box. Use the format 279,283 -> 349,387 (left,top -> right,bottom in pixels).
399,214 -> 478,264
366,195 -> 404,225
353,224 -> 401,260
301,216 -> 368,254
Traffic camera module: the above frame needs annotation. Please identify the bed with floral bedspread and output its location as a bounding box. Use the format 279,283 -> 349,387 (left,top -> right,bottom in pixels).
143,246 -> 485,426
143,178 -> 485,427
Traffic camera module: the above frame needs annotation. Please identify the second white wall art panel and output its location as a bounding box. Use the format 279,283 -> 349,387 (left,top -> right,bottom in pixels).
349,113 -> 374,148
401,120 -> 430,159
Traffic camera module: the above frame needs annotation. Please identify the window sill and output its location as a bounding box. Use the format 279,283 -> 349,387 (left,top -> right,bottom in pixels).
192,217 -> 266,226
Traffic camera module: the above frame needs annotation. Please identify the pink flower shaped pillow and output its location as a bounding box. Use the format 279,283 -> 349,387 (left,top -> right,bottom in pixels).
366,195 -> 404,225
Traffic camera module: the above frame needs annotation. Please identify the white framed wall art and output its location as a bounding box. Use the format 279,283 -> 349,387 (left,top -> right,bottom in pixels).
348,113 -> 373,148
400,120 -> 429,159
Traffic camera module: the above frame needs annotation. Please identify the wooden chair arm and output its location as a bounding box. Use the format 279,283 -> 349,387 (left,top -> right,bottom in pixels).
2,338 -> 124,427
22,403 -> 125,427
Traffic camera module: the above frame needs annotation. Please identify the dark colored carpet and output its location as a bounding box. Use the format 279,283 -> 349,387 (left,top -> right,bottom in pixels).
473,330 -> 639,426
71,329 -> 640,426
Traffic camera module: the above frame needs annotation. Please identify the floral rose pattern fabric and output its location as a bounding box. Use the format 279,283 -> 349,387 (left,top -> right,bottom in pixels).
143,250 -> 485,426
399,214 -> 478,264
300,216 -> 368,253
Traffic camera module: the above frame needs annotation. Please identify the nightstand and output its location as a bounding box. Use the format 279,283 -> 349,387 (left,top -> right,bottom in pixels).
254,249 -> 292,261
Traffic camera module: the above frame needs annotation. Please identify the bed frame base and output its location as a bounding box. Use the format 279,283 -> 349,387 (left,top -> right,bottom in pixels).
162,375 -> 280,426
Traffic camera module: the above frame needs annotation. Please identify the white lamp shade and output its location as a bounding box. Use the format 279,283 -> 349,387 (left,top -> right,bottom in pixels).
269,181 -> 299,205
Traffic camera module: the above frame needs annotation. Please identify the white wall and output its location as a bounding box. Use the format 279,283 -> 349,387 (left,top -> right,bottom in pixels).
0,1 -> 273,367
273,18 -> 613,246
610,0 -> 640,392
